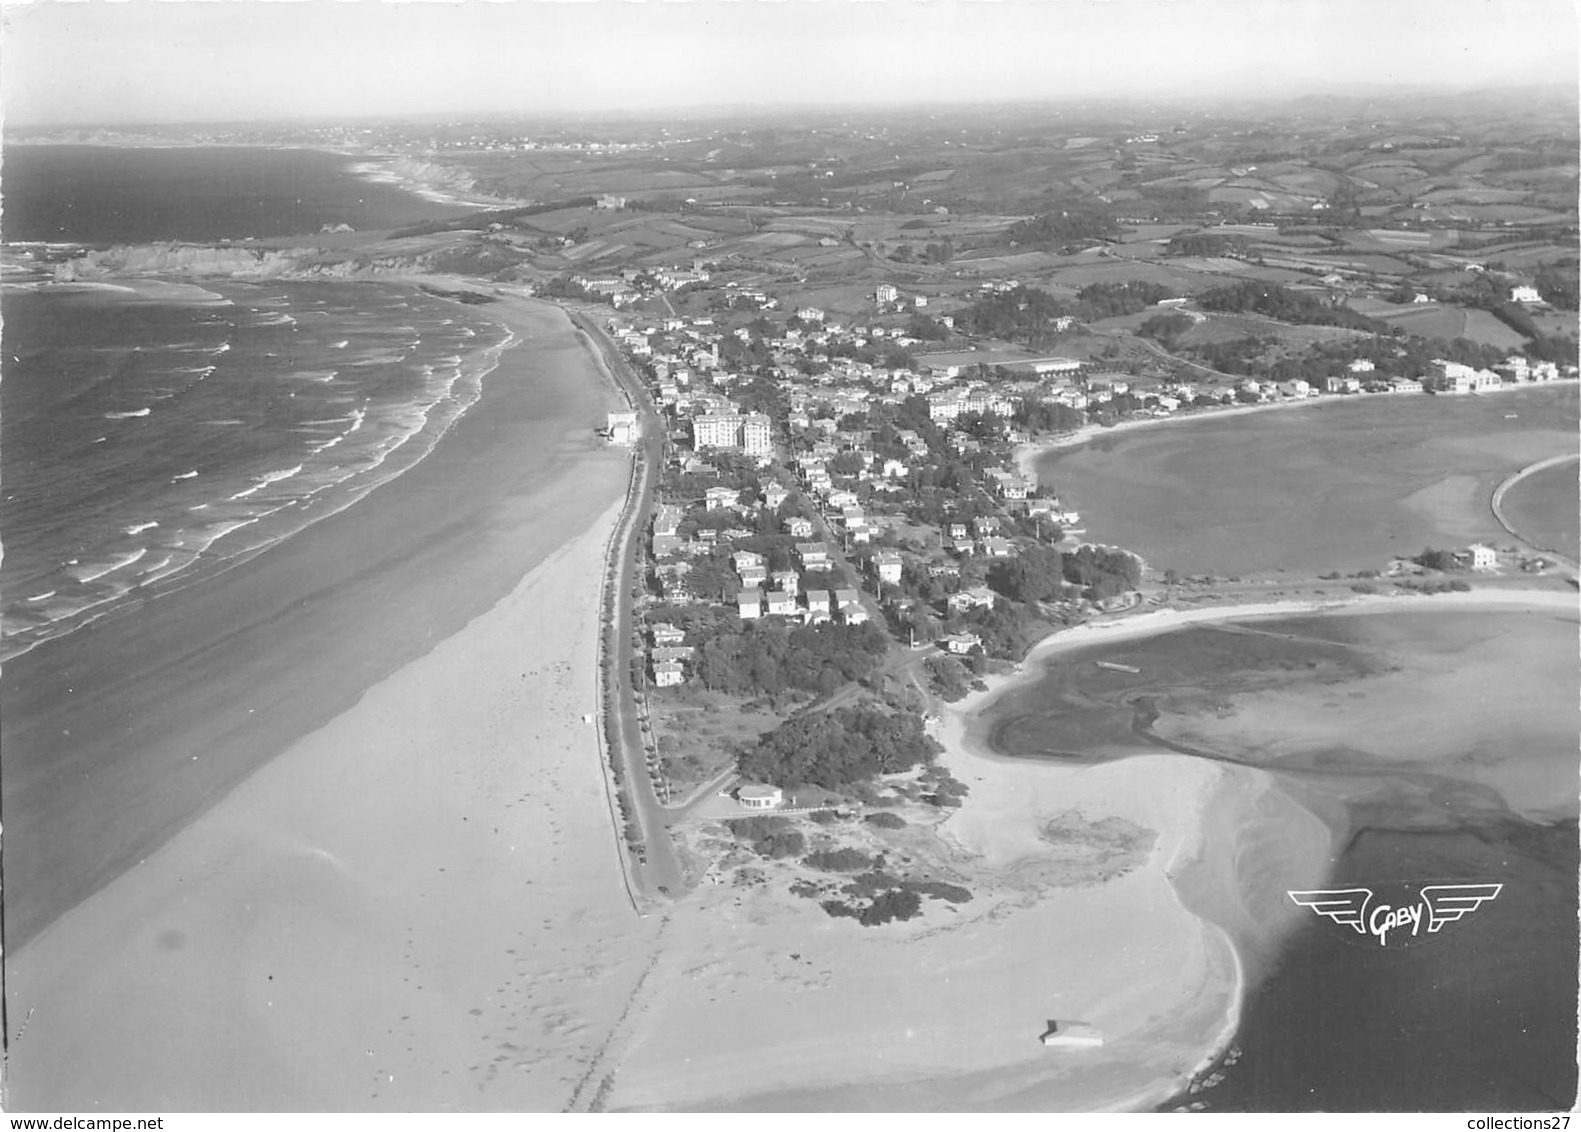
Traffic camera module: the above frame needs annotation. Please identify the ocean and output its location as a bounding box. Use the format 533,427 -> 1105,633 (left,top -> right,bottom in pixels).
1,145 -> 509,665
1186,818 -> 1578,1111
2,281 -> 512,664
2,144 -> 472,243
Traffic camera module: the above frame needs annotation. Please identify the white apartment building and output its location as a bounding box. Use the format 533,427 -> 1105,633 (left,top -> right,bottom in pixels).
693,411 -> 774,454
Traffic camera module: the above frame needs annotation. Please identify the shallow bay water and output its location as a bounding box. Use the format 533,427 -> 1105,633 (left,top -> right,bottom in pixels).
978,607 -> 1580,1110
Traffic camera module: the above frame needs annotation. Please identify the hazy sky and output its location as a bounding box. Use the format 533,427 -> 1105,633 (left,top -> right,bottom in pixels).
2,0 -> 1576,126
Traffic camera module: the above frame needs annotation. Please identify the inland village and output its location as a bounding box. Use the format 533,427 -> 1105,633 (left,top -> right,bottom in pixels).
1,0 -> 1577,1118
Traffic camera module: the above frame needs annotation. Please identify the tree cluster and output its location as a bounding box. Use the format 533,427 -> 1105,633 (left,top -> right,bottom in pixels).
1414,547 -> 1462,571
925,655 -> 974,702
987,543 -> 1066,603
1064,545 -> 1143,596
726,816 -> 806,859
1014,400 -> 1086,434
1196,281 -> 1384,332
1074,281 -> 1178,320
906,314 -> 952,341
1137,312 -> 1195,346
739,704 -> 942,789
957,600 -> 1050,660
1006,206 -> 1117,249
1167,232 -> 1249,258
958,285 -> 1074,348
696,621 -> 890,698
1536,263 -> 1579,311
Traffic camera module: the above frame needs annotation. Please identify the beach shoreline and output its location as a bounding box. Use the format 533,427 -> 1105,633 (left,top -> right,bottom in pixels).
1014,378 -> 1581,481
4,289 -> 652,1110
922,582 -> 1577,1110
6,259 -> 1575,1110
345,155 -> 530,212
1,289 -> 629,949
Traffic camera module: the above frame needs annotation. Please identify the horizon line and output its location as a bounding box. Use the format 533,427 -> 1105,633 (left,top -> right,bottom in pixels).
7,79 -> 1578,132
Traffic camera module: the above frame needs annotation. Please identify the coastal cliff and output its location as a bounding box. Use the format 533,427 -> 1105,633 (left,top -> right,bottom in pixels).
52,242 -> 444,283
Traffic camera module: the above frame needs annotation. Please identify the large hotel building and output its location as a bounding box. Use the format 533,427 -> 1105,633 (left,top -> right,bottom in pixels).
692,411 -> 774,456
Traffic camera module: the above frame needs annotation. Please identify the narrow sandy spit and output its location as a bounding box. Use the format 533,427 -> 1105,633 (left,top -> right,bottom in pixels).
602,741 -> 1250,1112
587,588 -> 1574,1112
601,617 -> 1353,1112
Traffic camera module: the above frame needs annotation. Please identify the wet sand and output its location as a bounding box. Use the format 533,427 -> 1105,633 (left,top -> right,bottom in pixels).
1150,605 -> 1580,822
969,591 -> 1578,1109
4,295 -> 641,1109
604,741 -> 1250,1112
2,292 -> 625,948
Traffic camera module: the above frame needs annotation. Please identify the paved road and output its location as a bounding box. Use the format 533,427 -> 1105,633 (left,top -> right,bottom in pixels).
571,311 -> 685,902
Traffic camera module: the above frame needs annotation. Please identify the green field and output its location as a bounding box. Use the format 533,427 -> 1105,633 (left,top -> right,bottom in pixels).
1176,314 -> 1368,349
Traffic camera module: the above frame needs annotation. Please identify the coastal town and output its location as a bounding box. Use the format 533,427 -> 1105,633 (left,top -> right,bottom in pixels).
580,277 -> 1575,840
4,21 -> 1577,1111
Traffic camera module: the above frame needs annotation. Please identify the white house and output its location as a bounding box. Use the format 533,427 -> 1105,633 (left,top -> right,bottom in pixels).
738,589 -> 764,620
873,551 -> 904,585
606,411 -> 639,444
650,622 -> 686,647
1467,544 -> 1497,570
737,783 -> 784,810
705,486 -> 741,511
796,542 -> 831,568
941,632 -> 982,655
947,585 -> 996,613
652,660 -> 685,688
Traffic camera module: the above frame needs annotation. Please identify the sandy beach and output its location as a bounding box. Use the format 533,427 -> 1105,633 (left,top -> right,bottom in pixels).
600,747 -> 1250,1112
4,294 -> 642,1109
7,280 -> 1574,1112
621,586 -> 1573,1111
